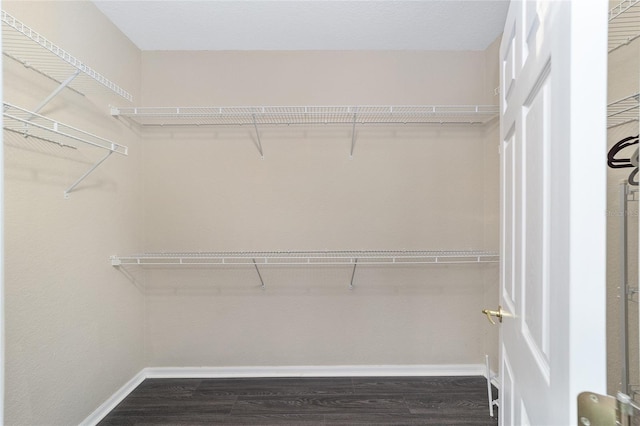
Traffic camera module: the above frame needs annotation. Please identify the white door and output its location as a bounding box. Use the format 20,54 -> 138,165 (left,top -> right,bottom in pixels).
499,1 -> 607,425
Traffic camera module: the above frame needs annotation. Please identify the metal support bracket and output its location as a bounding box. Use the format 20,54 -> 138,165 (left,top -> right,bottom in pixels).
252,259 -> 265,289
349,258 -> 358,290
32,69 -> 81,117
252,114 -> 265,159
64,149 -> 114,199
349,110 -> 358,158
578,392 -> 640,426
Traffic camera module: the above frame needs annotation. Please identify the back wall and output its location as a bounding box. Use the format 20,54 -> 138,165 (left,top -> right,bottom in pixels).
136,49 -> 500,368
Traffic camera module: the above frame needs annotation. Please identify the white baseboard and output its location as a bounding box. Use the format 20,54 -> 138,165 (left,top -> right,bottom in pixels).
81,363 -> 485,425
80,369 -> 146,426
144,364 -> 485,379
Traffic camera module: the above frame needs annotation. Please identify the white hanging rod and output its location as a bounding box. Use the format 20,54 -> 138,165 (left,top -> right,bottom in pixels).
609,0 -> 640,53
1,10 -> 133,102
111,105 -> 500,126
608,93 -> 640,129
110,250 -> 500,267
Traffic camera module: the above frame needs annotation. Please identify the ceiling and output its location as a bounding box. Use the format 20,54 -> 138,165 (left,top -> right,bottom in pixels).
92,1 -> 510,51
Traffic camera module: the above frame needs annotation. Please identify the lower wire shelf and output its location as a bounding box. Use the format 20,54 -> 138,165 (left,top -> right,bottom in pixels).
110,250 -> 499,267
111,250 -> 499,289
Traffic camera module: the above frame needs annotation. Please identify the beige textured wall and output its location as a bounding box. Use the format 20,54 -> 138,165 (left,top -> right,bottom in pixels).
139,49 -> 500,367
607,35 -> 640,395
3,1 -> 144,424
481,36 -> 501,374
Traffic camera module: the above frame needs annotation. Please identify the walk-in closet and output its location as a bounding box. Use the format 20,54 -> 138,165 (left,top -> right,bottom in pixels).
1,1 -> 614,425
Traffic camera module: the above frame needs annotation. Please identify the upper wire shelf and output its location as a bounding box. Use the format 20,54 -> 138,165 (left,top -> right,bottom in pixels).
111,105 -> 500,127
2,10 -> 133,102
608,93 -> 639,129
609,0 -> 640,53
111,250 -> 500,267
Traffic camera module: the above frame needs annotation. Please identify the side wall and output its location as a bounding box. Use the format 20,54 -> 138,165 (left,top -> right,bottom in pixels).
139,50 -> 500,368
3,1 -> 144,424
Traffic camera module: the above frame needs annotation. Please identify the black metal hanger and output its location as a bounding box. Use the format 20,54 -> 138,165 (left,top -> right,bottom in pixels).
608,135 -> 639,168
608,135 -> 639,185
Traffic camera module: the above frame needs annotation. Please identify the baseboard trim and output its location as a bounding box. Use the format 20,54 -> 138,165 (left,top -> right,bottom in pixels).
80,369 -> 146,426
143,364 -> 486,379
82,363 -> 485,425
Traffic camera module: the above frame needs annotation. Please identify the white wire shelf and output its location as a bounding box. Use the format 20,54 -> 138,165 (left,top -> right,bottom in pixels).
2,10 -> 133,102
3,102 -> 128,198
111,105 -> 500,127
608,93 -> 639,129
609,0 -> 640,53
3,102 -> 128,154
110,250 -> 500,267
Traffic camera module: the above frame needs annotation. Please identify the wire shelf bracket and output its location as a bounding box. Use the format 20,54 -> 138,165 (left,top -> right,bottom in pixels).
609,0 -> 640,53
608,93 -> 640,129
3,102 -> 128,198
252,114 -> 264,159
111,105 -> 500,158
350,110 -> 358,159
252,258 -> 265,289
2,10 -> 133,104
349,258 -> 358,290
32,69 -> 81,117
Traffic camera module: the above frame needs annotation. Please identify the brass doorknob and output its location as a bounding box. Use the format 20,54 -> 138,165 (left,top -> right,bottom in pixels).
482,306 -> 503,325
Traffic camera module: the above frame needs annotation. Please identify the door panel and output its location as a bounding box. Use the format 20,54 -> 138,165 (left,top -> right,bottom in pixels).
499,1 -> 607,424
522,71 -> 550,368
502,133 -> 515,309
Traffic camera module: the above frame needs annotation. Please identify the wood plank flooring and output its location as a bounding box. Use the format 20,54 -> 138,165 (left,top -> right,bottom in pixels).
99,376 -> 499,425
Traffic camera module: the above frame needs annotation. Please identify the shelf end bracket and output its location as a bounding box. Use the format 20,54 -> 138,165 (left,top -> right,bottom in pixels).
64,149 -> 114,199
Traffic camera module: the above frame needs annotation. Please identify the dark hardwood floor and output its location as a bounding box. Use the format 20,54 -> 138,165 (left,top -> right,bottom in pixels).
99,376 -> 499,425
